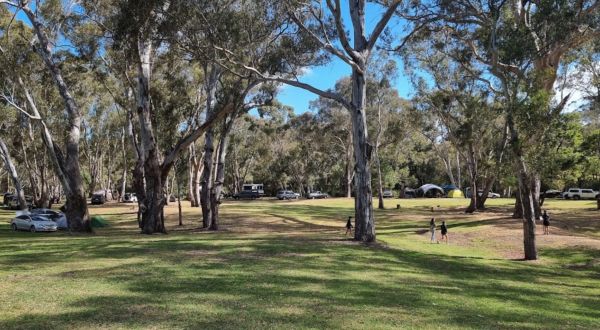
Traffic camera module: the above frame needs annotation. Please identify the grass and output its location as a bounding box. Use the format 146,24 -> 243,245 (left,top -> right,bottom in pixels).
0,197 -> 599,329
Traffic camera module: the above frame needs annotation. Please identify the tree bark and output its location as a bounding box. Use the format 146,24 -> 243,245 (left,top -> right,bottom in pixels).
200,64 -> 220,228
345,133 -> 353,198
135,37 -> 166,234
350,69 -> 375,242
476,176 -> 495,210
209,115 -> 235,231
513,189 -> 524,218
375,101 -> 384,210
119,128 -> 128,202
509,116 -> 537,260
465,145 -> 478,213
532,175 -> 542,220
0,138 -> 27,210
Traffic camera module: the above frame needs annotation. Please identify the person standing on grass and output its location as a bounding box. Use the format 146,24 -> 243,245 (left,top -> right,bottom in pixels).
440,220 -> 448,244
345,216 -> 353,236
542,210 -> 550,235
429,218 -> 436,243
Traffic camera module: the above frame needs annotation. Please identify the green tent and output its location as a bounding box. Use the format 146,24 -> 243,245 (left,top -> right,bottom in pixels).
448,189 -> 464,198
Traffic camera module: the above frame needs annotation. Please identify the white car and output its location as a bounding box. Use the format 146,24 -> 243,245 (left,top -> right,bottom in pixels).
123,193 -> 138,203
30,208 -> 68,229
486,192 -> 501,199
562,188 -> 599,200
11,214 -> 58,232
382,189 -> 394,198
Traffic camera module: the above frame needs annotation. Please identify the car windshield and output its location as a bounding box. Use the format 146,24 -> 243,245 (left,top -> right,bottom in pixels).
32,216 -> 50,222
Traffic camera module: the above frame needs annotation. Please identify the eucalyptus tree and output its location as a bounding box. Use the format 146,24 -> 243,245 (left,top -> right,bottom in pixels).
89,0 -> 259,233
0,2 -> 95,231
427,0 -> 600,259
406,32 -> 509,212
209,0 -> 422,242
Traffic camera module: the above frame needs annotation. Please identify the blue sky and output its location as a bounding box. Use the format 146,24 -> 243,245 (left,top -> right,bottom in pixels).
277,1 -> 414,113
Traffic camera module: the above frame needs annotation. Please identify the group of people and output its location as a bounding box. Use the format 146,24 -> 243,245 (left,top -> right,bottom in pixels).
429,218 -> 448,244
344,209 -> 552,240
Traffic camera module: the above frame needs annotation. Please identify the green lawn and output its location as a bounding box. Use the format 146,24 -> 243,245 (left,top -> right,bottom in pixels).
0,198 -> 599,329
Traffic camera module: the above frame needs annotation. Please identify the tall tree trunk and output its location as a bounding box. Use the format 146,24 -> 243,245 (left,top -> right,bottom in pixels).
516,160 -> 537,260
345,133 -> 353,198
119,128 -> 128,202
513,188 -> 524,218
22,6 -> 91,232
192,157 -> 203,208
375,102 -> 384,210
465,145 -> 478,213
0,138 -> 27,210
509,116 -> 537,260
476,176 -> 495,210
210,116 -> 234,231
200,132 -> 215,229
136,37 -> 165,234
456,152 -> 462,189
200,64 -> 220,228
177,176 -> 183,226
532,175 -> 542,220
350,69 -> 375,242
348,0 -> 378,242
188,156 -> 195,205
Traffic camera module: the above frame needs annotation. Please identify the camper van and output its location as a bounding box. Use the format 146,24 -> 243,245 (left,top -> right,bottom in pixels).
242,183 -> 265,197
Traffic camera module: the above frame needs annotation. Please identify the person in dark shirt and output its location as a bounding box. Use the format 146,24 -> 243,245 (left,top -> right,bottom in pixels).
345,216 -> 353,236
440,220 -> 448,244
542,210 -> 550,235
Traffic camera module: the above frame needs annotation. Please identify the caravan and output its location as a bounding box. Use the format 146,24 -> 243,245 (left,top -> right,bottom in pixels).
242,183 -> 265,197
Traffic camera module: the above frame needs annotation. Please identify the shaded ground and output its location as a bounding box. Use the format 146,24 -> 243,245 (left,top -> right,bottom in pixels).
0,197 -> 598,329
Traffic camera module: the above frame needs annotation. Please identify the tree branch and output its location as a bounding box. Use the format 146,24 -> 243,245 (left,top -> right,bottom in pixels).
366,0 -> 402,51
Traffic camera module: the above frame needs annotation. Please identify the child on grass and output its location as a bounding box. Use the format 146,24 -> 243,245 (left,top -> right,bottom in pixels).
440,220 -> 448,244
345,216 -> 353,236
542,210 -> 550,235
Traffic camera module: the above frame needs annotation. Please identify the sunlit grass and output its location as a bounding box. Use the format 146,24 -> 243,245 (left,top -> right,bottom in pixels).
0,197 -> 598,329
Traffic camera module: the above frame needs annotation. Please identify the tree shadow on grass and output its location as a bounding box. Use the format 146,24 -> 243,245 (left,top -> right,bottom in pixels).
1,234 -> 599,329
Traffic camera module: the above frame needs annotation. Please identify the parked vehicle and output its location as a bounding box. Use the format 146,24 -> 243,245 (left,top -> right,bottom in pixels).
123,193 -> 138,203
233,190 -> 260,200
562,188 -> 599,200
91,193 -> 106,205
485,191 -> 501,199
7,195 -> 33,210
276,190 -> 300,200
30,208 -> 68,229
544,189 -> 562,198
11,214 -> 57,232
242,183 -> 265,196
382,189 -> 394,198
465,188 -> 501,199
402,188 -> 416,198
308,191 -> 329,199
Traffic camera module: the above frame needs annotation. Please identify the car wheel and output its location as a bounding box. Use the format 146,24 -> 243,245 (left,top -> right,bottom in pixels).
573,195 -> 580,200
30,226 -> 36,233
11,223 -> 17,231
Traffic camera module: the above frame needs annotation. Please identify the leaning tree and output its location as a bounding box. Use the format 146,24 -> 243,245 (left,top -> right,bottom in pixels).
1,1 -> 93,231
